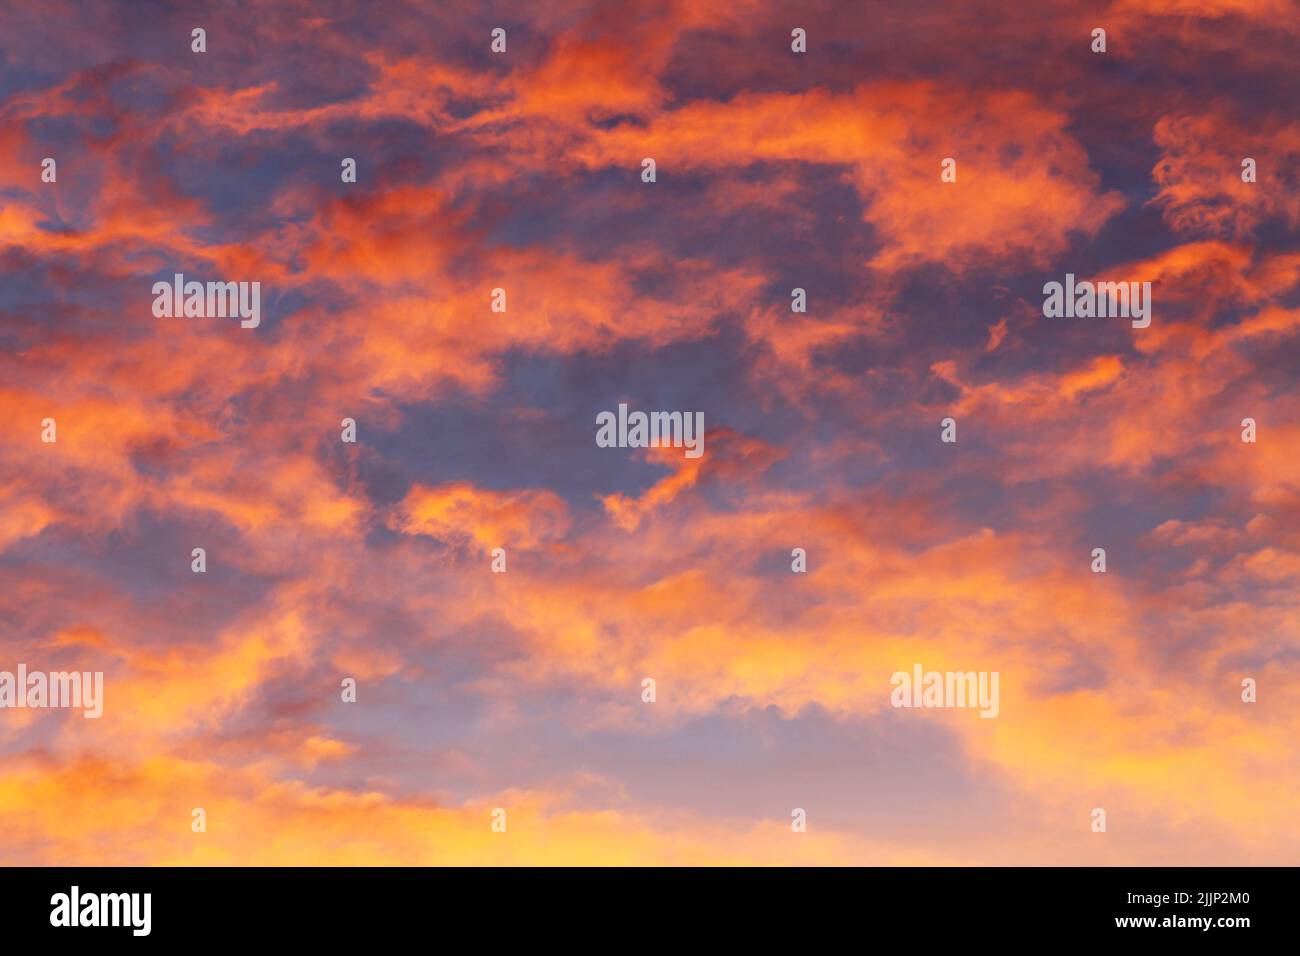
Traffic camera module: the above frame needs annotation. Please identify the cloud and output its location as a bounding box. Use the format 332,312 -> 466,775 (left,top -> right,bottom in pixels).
1,0 -> 1297,866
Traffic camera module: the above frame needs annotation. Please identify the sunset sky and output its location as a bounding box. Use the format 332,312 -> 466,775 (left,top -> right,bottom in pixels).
1,0 -> 1298,865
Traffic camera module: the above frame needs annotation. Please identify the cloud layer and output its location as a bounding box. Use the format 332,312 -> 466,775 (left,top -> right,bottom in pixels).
1,0 -> 1297,864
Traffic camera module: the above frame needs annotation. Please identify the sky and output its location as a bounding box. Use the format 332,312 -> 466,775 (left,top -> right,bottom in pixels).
1,0 -> 1298,865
